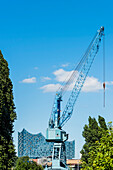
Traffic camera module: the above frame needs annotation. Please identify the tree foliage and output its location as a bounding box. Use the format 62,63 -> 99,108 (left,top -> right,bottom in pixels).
15,156 -> 44,170
80,115 -> 107,164
0,51 -> 17,169
81,122 -> 113,170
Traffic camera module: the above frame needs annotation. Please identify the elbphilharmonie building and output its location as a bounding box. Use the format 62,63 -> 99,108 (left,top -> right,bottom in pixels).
18,128 -> 75,159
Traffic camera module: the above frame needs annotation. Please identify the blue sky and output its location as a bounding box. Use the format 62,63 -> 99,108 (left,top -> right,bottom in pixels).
0,0 -> 113,158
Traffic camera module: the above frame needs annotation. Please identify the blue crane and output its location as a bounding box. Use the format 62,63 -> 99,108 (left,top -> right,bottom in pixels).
46,26 -> 104,170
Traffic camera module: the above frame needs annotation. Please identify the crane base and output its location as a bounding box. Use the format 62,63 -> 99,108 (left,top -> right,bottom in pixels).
44,142 -> 69,170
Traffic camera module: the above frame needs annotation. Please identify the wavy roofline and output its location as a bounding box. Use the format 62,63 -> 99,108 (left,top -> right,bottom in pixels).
19,128 -> 44,137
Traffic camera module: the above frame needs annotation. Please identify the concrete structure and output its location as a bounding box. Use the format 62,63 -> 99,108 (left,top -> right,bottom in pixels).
18,128 -> 75,159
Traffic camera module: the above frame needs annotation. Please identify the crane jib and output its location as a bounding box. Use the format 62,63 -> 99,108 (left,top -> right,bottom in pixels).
49,26 -> 104,129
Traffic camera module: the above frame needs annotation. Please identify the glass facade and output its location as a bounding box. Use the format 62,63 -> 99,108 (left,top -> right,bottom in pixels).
18,129 -> 75,159
65,140 -> 75,159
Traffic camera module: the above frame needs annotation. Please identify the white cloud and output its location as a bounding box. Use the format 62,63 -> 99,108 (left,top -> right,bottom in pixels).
61,63 -> 69,67
106,81 -> 113,85
53,69 -> 76,82
21,77 -> 36,83
34,67 -> 38,70
41,77 -> 51,82
53,69 -> 103,92
40,76 -> 102,93
82,76 -> 102,92
40,68 -> 113,93
40,84 -> 61,92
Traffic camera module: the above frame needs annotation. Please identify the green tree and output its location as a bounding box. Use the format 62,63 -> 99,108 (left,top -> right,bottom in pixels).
0,51 -> 17,169
82,122 -> 113,170
15,156 -> 44,170
80,115 -> 107,165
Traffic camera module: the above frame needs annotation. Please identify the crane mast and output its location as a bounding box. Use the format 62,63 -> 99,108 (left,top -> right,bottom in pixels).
46,27 -> 104,170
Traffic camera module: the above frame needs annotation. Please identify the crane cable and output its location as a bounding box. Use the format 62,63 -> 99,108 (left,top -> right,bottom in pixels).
103,34 -> 105,107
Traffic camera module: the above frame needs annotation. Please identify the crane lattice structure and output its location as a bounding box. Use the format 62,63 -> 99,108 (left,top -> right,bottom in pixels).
46,26 -> 104,170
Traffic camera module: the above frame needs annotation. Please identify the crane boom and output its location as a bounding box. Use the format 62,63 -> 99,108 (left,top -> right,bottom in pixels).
59,26 -> 104,127
49,26 -> 104,129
